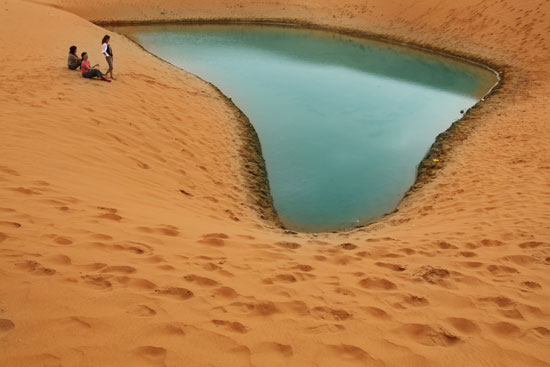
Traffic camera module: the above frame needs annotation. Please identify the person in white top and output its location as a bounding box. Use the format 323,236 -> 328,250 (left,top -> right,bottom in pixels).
101,35 -> 115,80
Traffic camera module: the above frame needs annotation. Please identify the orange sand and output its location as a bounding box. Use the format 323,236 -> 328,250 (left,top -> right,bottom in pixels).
1,0 -> 549,366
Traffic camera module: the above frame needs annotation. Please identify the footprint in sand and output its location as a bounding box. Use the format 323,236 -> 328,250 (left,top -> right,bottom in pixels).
110,242 -> 152,255
198,233 -> 228,247
100,265 -> 137,274
46,254 -> 72,266
156,225 -> 179,237
15,261 -> 56,276
135,160 -> 150,169
230,301 -> 280,317
202,262 -> 221,271
359,277 -> 397,290
340,243 -> 357,250
134,346 -> 167,366
499,309 -> 524,320
311,307 -> 352,321
212,286 -> 239,299
53,235 -> 73,245
459,261 -> 484,269
399,248 -> 416,255
375,262 -> 406,272
446,317 -> 481,334
184,274 -> 219,287
275,241 -> 301,250
380,252 -> 403,259
0,221 -> 21,229
212,319 -> 248,333
292,264 -> 313,272
153,323 -> 187,337
480,239 -> 505,247
90,233 -> 113,241
532,327 -> 550,338
491,321 -> 521,337
0,318 -> 15,337
158,264 -> 175,271
137,226 -> 175,236
486,264 -> 519,276
518,241 -> 546,249
478,295 -> 516,307
0,165 -> 20,176
154,287 -> 194,301
80,274 -> 112,289
97,207 -> 123,221
362,306 -> 391,320
262,274 -> 297,284
521,281 -> 542,289
402,294 -> 430,307
502,255 -> 535,266
128,304 -> 157,317
334,287 -> 355,297
398,323 -> 461,347
329,255 -> 359,266
60,316 -> 92,330
251,342 -> 293,366
433,241 -> 458,250
315,344 -> 384,367
9,187 -> 41,195
413,266 -> 451,284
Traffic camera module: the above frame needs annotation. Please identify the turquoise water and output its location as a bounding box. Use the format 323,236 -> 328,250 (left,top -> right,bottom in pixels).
115,24 -> 497,232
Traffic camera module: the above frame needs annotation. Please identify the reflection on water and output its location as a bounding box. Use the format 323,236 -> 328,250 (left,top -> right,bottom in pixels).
115,24 -> 497,232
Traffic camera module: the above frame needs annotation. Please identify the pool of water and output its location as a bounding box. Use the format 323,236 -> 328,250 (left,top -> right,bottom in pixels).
114,24 -> 497,232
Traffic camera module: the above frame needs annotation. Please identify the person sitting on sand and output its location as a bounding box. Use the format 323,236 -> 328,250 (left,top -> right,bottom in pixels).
80,52 -> 111,82
67,45 -> 81,70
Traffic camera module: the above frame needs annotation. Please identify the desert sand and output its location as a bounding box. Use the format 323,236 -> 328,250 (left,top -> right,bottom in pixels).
1,0 -> 549,366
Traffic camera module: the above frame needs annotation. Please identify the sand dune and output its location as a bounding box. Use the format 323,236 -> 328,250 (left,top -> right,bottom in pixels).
1,0 -> 549,366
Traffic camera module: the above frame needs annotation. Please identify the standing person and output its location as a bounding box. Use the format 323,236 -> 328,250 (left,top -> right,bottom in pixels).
101,35 -> 115,80
67,45 -> 81,70
80,52 -> 111,82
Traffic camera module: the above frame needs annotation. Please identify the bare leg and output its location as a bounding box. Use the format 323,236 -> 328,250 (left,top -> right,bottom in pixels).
106,57 -> 115,80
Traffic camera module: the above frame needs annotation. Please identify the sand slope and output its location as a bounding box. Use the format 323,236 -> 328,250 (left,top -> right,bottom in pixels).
1,0 -> 549,366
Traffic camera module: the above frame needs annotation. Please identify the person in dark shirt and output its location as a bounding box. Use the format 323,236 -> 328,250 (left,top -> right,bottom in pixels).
67,45 -> 81,70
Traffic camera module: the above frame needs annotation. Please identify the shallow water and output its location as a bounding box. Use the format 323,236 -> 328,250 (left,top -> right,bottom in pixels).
115,24 -> 497,232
